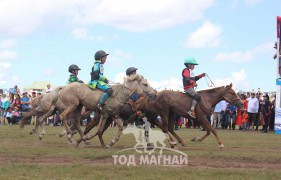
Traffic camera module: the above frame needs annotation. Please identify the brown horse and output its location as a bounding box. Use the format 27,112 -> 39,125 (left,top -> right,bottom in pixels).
135,83 -> 243,148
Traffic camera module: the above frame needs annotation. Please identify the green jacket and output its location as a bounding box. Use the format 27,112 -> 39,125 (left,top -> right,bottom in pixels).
87,60 -> 107,89
68,73 -> 81,84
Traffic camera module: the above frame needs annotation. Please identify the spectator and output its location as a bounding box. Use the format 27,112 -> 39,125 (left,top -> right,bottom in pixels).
5,107 -> 13,124
212,101 -> 222,128
12,94 -> 21,111
11,106 -> 20,124
226,103 -> 237,130
269,94 -> 276,131
242,111 -> 249,130
261,94 -> 271,133
236,93 -> 248,130
247,92 -> 259,130
45,84 -> 53,93
220,100 -> 228,129
1,94 -> 10,125
10,85 -> 21,95
8,92 -> 14,105
21,92 -> 30,112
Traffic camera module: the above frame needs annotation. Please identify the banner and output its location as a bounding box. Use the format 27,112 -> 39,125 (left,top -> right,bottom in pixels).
275,16 -> 281,134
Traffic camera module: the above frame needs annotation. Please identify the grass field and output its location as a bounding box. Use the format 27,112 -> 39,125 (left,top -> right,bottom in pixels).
0,124 -> 281,180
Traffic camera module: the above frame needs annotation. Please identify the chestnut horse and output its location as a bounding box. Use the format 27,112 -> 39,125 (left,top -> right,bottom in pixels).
135,83 -> 243,148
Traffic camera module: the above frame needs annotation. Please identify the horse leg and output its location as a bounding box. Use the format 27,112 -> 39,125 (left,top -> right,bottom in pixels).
76,113 -> 100,147
83,113 -> 108,148
191,119 -> 210,142
30,115 -> 40,135
108,117 -> 123,147
37,106 -> 55,140
159,113 -> 176,147
167,119 -> 187,147
195,116 -> 224,148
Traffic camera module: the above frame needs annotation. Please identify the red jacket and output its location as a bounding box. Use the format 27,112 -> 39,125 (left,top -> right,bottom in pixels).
182,68 -> 204,90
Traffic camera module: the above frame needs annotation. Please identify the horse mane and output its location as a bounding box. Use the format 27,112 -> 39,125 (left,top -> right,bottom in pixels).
197,86 -> 224,94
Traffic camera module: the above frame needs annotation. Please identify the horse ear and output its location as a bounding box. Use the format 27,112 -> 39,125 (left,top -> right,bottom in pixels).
229,83 -> 232,88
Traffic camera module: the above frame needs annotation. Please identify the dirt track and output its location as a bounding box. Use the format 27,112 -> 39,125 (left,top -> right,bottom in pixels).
1,147 -> 280,170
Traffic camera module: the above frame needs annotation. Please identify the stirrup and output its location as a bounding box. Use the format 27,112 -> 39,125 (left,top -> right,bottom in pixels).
97,103 -> 104,112
188,110 -> 196,118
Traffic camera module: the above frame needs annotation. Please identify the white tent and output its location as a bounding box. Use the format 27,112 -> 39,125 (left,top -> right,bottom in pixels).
24,81 -> 54,93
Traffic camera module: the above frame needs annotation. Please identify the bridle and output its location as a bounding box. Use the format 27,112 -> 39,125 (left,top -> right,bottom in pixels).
136,81 -> 156,100
222,87 -> 240,106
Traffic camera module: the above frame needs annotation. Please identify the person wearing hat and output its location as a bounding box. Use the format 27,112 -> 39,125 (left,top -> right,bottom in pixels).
182,57 -> 206,118
68,64 -> 84,84
88,50 -> 112,111
261,94 -> 270,133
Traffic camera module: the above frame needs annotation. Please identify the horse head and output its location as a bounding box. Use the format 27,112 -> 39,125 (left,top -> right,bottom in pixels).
125,74 -> 157,100
223,83 -> 243,108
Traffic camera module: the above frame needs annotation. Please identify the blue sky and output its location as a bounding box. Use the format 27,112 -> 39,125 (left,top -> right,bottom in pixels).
0,0 -> 280,93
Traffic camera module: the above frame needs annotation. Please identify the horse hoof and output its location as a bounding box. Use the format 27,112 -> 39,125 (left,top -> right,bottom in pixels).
39,135 -> 43,140
104,145 -> 111,149
85,141 -> 91,146
219,143 -> 225,149
191,137 -> 199,142
181,143 -> 188,147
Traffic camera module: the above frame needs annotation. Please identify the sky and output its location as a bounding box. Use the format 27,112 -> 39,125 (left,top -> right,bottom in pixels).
0,0 -> 280,93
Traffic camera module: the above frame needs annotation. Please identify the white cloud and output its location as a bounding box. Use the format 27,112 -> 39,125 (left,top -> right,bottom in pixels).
149,77 -> 183,91
0,0 -> 214,36
0,39 -> 17,48
184,21 -> 222,48
71,28 -> 92,40
0,50 -> 17,60
107,49 -> 133,68
244,0 -> 261,6
44,68 -> 56,76
213,41 -> 273,63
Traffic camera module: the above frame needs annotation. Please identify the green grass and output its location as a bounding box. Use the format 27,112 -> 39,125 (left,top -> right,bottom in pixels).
0,125 -> 281,179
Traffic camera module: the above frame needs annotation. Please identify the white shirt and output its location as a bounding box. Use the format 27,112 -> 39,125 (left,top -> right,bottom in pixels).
247,97 -> 259,113
220,100 -> 228,111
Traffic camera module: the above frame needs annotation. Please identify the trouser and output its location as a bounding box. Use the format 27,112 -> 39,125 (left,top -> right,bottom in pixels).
262,112 -> 269,131
212,112 -> 221,127
226,113 -> 236,129
96,83 -> 111,105
184,88 -> 200,111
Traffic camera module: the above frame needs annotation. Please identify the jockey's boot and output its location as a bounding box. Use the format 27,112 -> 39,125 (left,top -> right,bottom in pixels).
187,100 -> 197,118
97,92 -> 109,112
187,109 -> 196,118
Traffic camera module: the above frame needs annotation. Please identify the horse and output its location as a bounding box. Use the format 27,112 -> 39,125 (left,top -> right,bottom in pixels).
58,78 -> 157,148
135,83 -> 243,148
19,87 -> 92,144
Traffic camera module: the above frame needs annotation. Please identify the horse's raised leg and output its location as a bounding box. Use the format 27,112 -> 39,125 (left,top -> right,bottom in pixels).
108,117 -> 123,147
